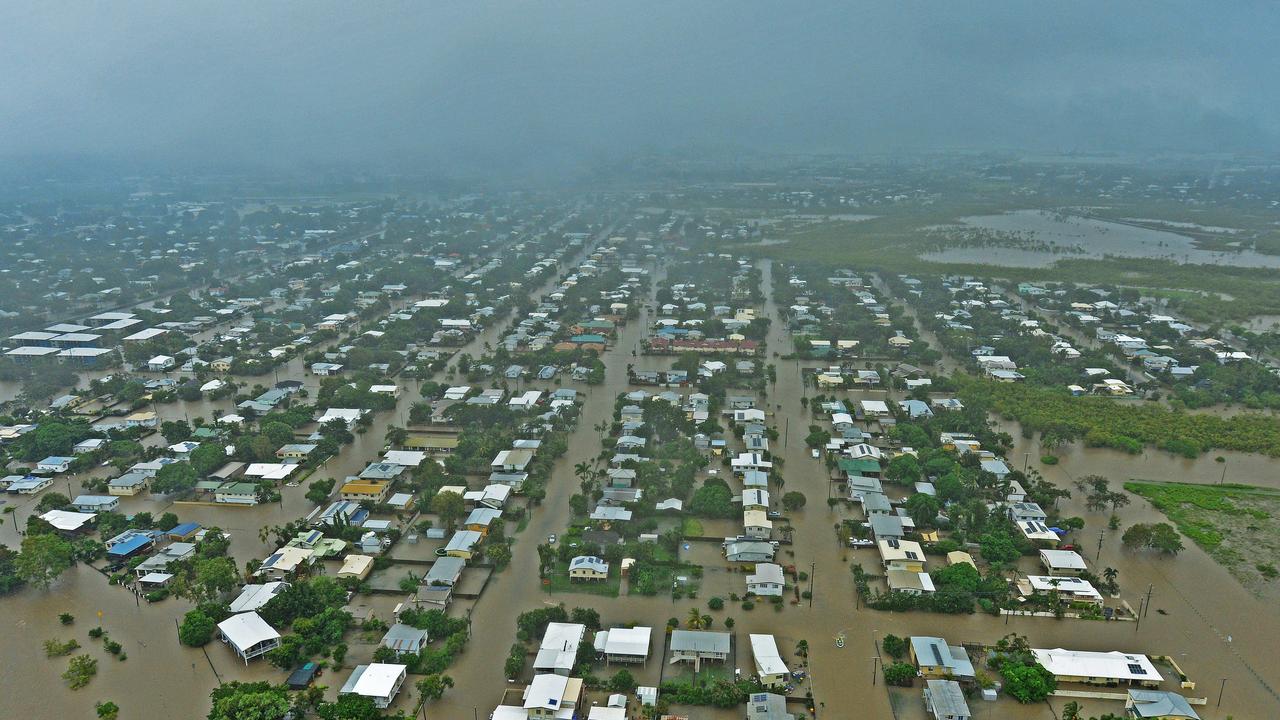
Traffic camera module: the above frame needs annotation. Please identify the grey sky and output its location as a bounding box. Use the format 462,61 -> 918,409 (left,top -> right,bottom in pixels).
1,2 -> 1276,171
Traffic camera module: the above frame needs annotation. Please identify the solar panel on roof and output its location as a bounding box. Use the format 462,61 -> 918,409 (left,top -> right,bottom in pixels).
930,644 -> 945,665
1128,663 -> 1146,675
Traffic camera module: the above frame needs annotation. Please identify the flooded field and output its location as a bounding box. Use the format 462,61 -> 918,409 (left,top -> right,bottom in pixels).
921,209 -> 1280,269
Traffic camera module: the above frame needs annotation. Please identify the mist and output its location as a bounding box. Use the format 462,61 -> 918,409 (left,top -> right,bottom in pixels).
1,1 -> 1276,174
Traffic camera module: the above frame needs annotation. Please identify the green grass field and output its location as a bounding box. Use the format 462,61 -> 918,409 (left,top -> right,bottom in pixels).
1126,480 -> 1280,592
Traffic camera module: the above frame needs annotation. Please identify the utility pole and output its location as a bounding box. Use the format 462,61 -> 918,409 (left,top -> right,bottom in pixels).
1096,529 -> 1105,563
809,561 -> 816,608
871,656 -> 880,685
1218,678 -> 1227,707
1144,584 -> 1154,617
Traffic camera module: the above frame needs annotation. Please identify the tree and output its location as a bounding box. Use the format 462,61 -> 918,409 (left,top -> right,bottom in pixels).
16,533 -> 75,590
95,701 -> 120,720
415,674 -> 454,704
316,694 -> 381,720
686,607 -> 705,629
882,661 -> 916,686
884,454 -> 921,485
1001,662 -> 1056,703
609,669 -> 637,693
189,557 -> 238,602
191,443 -> 226,477
152,462 -> 198,494
689,480 -> 735,519
881,634 -> 907,659
978,531 -> 1020,564
1121,523 -> 1153,550
261,421 -> 295,448
430,491 -> 465,531
63,654 -> 98,689
1061,700 -> 1082,720
0,546 -> 23,595
306,477 -> 336,505
904,493 -> 941,528
35,492 -> 72,513
180,610 -> 216,646
207,681 -> 291,720
1102,567 -> 1119,594
781,491 -> 807,512
487,542 -> 512,568
161,420 -> 192,443
1149,523 -> 1184,555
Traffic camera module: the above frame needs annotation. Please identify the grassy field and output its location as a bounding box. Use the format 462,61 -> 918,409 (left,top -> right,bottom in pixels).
1125,480 -> 1280,593
736,201 -> 1280,323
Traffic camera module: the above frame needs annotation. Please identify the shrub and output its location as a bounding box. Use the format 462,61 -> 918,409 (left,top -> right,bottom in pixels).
881,634 -> 906,659
882,662 -> 916,687
63,655 -> 98,689
707,597 -> 724,611
178,610 -> 215,647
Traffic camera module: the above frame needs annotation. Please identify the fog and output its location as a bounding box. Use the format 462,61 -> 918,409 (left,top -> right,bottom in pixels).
1,2 -> 1276,173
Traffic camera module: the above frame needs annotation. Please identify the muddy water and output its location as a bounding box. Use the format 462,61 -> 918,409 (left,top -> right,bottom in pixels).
921,209 -> 1280,269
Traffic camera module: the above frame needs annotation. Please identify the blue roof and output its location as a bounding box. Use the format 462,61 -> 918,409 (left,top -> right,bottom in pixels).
167,522 -> 201,536
108,534 -> 153,557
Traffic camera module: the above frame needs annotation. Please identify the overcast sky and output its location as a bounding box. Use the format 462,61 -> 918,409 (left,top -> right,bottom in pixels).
1,2 -> 1276,172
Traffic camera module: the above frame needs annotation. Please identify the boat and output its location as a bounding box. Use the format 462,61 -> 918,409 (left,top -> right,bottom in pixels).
835,633 -> 845,648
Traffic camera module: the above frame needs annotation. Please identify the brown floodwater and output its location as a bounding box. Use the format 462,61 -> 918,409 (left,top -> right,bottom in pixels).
5,252 -> 1280,720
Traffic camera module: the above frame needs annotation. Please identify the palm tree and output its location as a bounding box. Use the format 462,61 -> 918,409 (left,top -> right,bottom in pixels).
685,607 -> 704,629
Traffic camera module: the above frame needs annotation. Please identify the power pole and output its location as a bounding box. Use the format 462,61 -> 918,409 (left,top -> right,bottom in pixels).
1144,584 -> 1154,618
809,561 -> 816,608
1096,529 -> 1104,562
1218,678 -> 1227,707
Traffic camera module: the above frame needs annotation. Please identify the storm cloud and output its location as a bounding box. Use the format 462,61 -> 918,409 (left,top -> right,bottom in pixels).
0,2 -> 1275,172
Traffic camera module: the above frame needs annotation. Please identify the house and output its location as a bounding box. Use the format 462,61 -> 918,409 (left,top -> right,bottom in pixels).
747,692 -> 795,720
339,479 -> 391,504
147,355 -> 176,372
36,456 -> 75,474
669,630 -> 731,671
338,554 -> 375,581
311,362 -> 344,376
590,506 -> 633,523
71,495 -> 118,512
217,612 -> 281,664
340,663 -> 408,709
105,530 -> 155,560
40,509 -> 97,534
909,636 -> 975,682
464,507 -> 503,535
443,530 -> 482,560
215,482 -> 260,505
276,443 -> 317,461
746,562 -> 785,597
878,538 -> 926,572
134,542 -> 196,577
522,673 -> 584,719
1031,648 -> 1162,687
255,546 -> 315,580
534,622 -> 586,676
569,555 -> 609,581
1040,549 -> 1088,576
7,476 -> 52,494
887,568 -> 936,595
743,510 -> 773,539
491,449 -> 534,473
228,582 -> 290,613
1023,576 -> 1103,605
725,540 -> 776,563
749,634 -> 790,688
869,514 -> 905,541
1125,689 -> 1200,719
924,679 -> 971,720
1008,502 -> 1047,524
594,626 -> 652,664
413,556 -> 465,609
860,399 -> 890,417
380,624 -> 429,657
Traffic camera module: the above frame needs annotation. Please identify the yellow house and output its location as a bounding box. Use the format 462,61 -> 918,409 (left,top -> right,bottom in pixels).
340,480 -> 390,504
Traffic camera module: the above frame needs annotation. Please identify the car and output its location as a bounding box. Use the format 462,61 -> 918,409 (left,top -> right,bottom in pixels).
547,534 -> 557,544
811,449 -> 820,458
707,468 -> 718,475
767,510 -> 782,519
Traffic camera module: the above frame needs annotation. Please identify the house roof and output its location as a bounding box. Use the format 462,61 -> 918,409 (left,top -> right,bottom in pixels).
229,582 -> 290,613
910,636 -> 974,677
217,612 -> 280,651
749,634 -> 788,676
344,663 -> 407,698
1032,648 -> 1163,683
596,626 -> 651,657
1127,689 -> 1200,719
670,630 -> 731,655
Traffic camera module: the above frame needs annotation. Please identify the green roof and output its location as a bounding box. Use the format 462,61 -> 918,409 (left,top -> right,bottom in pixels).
838,457 -> 881,475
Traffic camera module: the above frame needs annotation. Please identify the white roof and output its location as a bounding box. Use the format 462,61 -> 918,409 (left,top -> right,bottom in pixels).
217,612 -> 280,651
383,450 -> 427,467
524,673 -> 569,710
860,399 -> 890,414
40,509 -> 96,531
588,708 -> 626,720
349,663 -> 407,698
599,626 -> 651,657
749,634 -> 789,676
244,463 -> 298,480
228,582 -> 290,612
535,622 -> 586,672
1040,549 -> 1087,570
1032,648 -> 1163,683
